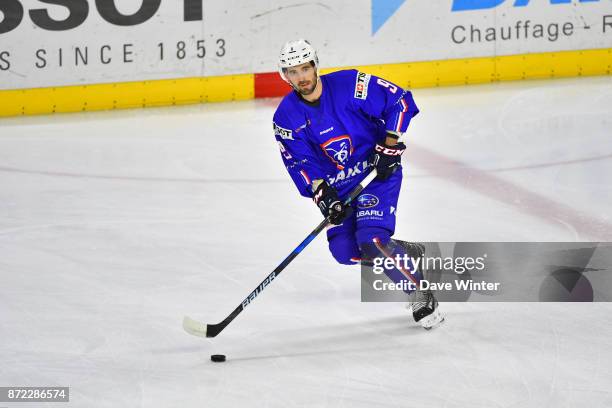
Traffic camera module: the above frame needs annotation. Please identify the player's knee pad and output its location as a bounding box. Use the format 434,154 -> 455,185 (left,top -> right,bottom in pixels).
328,234 -> 361,265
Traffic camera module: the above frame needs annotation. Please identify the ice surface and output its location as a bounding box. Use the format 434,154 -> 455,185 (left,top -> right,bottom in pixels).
1,77 -> 611,407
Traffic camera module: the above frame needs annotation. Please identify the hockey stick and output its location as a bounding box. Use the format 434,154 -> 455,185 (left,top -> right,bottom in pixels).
183,168 -> 378,338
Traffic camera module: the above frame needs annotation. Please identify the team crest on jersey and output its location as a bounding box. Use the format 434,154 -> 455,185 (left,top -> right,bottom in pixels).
354,72 -> 371,100
320,135 -> 354,170
273,122 -> 293,140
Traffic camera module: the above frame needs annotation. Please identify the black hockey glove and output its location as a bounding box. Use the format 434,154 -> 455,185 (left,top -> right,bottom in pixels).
369,141 -> 406,180
312,181 -> 351,225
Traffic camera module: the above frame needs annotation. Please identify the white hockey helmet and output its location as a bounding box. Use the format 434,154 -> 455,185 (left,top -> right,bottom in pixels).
278,39 -> 319,83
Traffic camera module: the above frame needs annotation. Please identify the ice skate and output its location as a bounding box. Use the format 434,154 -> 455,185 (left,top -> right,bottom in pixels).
410,289 -> 445,330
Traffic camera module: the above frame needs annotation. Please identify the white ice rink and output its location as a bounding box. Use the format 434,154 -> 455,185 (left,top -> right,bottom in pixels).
1,76 -> 611,407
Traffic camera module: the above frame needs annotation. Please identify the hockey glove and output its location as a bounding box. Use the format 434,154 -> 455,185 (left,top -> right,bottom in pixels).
369,141 -> 406,181
312,181 -> 351,225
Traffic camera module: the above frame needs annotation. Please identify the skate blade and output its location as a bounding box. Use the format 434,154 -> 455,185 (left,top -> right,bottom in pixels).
419,309 -> 445,330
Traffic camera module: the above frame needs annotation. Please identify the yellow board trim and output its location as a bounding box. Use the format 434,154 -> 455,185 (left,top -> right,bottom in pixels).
0,74 -> 254,117
0,48 -> 610,118
326,48 -> 611,89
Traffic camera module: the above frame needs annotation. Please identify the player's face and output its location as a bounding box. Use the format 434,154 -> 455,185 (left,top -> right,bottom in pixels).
285,62 -> 318,95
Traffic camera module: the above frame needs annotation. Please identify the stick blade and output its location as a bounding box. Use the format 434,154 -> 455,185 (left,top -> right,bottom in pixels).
182,316 -> 208,337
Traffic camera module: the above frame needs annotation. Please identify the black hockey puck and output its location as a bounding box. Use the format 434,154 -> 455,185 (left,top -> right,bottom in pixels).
210,354 -> 226,363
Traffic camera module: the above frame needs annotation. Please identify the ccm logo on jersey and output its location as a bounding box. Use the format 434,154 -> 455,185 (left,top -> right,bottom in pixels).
354,72 -> 371,100
274,122 -> 294,140
375,144 -> 405,156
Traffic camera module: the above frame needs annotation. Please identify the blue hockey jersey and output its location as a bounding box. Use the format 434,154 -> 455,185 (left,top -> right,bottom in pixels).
273,69 -> 419,199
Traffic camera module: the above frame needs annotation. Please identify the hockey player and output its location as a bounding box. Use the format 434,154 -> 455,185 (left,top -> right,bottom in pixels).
273,39 -> 443,329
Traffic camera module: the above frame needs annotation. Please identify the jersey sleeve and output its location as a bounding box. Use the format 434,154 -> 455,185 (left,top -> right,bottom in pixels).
273,110 -> 325,198
352,71 -> 420,135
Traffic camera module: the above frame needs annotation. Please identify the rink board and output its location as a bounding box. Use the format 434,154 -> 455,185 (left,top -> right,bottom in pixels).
0,47 -> 610,117
0,1 -> 611,117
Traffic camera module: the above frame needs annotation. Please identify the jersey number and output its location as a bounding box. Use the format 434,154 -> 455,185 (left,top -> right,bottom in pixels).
278,141 -> 292,160
377,78 -> 398,94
